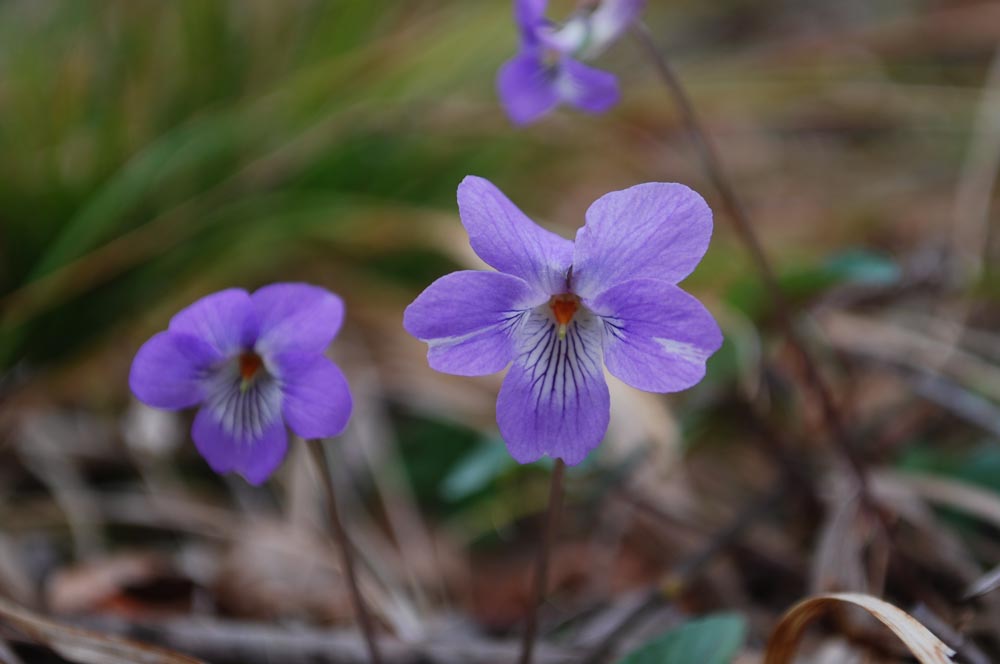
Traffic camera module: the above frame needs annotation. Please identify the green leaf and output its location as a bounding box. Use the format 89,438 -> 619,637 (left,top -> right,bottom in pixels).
440,439 -> 517,503
823,249 -> 901,286
616,613 -> 746,664
899,442 -> 1000,495
725,249 -> 900,320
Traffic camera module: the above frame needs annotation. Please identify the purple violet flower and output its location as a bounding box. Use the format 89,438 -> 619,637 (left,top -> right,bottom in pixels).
129,284 -> 352,485
404,177 -> 722,465
498,0 -> 646,125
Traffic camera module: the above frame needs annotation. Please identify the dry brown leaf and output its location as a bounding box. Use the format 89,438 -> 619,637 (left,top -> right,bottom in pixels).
605,375 -> 679,466
0,596 -> 203,664
870,472 -> 986,584
764,592 -> 954,664
215,521 -> 354,623
822,311 -> 1000,403
810,490 -> 869,595
885,470 -> 1000,531
45,551 -> 191,617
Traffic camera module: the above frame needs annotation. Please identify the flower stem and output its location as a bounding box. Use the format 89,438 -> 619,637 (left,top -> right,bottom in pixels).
306,439 -> 383,664
519,458 -> 567,664
630,22 -> 873,500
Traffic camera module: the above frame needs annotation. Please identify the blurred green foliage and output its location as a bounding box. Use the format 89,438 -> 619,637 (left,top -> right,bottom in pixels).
0,0 -> 546,367
616,613 -> 746,664
901,442 -> 1000,495
725,249 -> 901,321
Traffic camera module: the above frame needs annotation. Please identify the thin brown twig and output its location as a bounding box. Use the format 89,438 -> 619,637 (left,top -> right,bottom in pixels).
579,589 -> 662,664
630,22 -> 872,499
75,614 -> 586,664
582,488 -> 784,664
0,595 -> 201,664
307,439 -> 383,664
520,459 -> 567,664
0,633 -> 24,664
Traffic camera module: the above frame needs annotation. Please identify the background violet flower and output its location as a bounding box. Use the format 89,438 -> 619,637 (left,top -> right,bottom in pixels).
129,283 -> 352,485
404,176 -> 722,465
498,0 -> 645,125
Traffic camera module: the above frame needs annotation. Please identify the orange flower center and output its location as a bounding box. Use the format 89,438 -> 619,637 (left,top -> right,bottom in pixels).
239,352 -> 263,381
549,294 -> 580,339
550,294 -> 579,325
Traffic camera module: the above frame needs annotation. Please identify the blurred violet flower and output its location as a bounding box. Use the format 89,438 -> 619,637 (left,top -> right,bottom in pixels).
404,177 -> 721,465
498,0 -> 645,125
129,284 -> 352,484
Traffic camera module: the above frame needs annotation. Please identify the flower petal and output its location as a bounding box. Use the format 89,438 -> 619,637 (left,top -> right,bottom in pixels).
590,278 -> 722,392
497,50 -> 560,126
404,270 -> 537,376
583,0 -> 646,57
129,331 -> 221,409
496,306 -> 609,465
558,58 -> 620,114
275,352 -> 352,439
572,183 -> 712,297
168,288 -> 257,357
515,0 -> 549,45
457,176 -> 573,295
192,407 -> 288,486
251,283 -> 344,355
542,15 -> 589,54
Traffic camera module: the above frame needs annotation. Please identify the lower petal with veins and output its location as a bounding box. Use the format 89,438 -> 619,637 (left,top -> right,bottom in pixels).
497,304 -> 610,465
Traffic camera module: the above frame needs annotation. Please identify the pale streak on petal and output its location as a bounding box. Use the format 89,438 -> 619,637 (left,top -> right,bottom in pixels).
591,278 -> 722,393
653,337 -> 714,366
583,0 -> 646,58
426,311 -> 527,352
543,16 -> 588,53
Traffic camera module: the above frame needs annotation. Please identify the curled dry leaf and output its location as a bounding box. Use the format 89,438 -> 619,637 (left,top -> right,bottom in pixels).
0,596 -> 203,664
763,592 -> 954,664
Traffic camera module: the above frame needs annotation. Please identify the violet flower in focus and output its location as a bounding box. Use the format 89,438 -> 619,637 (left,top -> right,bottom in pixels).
129,284 -> 352,484
404,177 -> 722,465
498,0 -> 645,125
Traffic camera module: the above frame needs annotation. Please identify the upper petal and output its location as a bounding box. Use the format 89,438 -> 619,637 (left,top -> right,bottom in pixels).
129,331 -> 221,409
572,183 -> 712,297
590,278 -> 722,393
583,0 -> 646,57
541,15 -> 589,54
497,50 -> 560,126
457,176 -> 573,294
515,0 -> 549,45
168,288 -> 258,357
251,283 -> 344,355
557,58 -> 620,115
496,306 -> 609,465
275,352 -> 352,439
403,270 -> 538,376
192,407 -> 288,486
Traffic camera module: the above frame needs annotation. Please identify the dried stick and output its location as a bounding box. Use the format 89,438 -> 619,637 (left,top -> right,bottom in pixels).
307,439 -> 383,664
583,488 -> 784,663
520,459 -> 567,664
630,22 -> 872,498
75,615 -> 585,664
